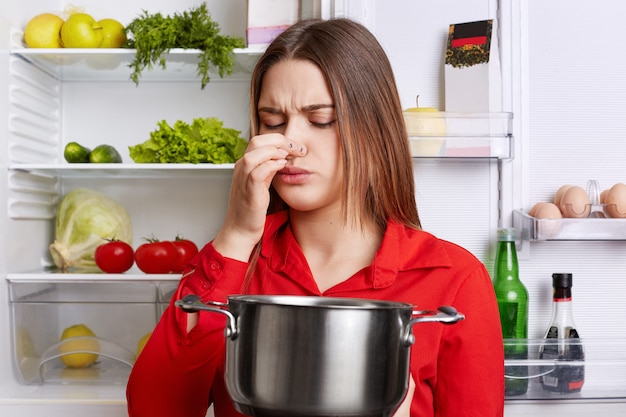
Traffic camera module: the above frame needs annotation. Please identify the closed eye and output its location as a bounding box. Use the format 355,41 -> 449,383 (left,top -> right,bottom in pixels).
311,120 -> 336,128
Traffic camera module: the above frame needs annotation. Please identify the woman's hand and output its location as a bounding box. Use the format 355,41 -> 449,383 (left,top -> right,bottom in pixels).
212,133 -> 306,261
392,375 -> 415,417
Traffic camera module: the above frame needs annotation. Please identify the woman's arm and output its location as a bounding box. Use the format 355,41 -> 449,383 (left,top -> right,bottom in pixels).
434,266 -> 505,417
126,244 -> 249,417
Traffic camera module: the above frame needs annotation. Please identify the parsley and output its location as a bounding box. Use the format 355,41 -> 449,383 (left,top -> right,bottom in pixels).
124,3 -> 245,88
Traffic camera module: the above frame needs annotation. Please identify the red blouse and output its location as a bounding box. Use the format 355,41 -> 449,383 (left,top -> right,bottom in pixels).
127,211 -> 504,417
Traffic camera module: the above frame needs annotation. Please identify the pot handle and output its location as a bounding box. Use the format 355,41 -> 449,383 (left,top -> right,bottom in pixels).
174,294 -> 238,339
402,306 -> 465,346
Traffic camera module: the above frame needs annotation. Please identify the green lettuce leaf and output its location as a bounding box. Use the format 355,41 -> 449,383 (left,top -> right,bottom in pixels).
129,117 -> 248,163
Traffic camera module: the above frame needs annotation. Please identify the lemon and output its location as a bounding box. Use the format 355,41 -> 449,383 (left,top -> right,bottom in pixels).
61,13 -> 103,48
136,332 -> 152,357
59,324 -> 100,368
98,18 -> 127,48
24,13 -> 65,48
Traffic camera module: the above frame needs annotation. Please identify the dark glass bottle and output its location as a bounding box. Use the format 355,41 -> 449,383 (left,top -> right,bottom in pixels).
539,273 -> 585,394
492,228 -> 528,396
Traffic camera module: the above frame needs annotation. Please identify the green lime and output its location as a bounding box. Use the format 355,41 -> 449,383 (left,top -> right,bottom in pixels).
89,145 -> 123,163
64,142 -> 91,163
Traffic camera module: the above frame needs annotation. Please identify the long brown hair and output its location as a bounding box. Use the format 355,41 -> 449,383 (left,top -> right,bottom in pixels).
250,18 -> 420,231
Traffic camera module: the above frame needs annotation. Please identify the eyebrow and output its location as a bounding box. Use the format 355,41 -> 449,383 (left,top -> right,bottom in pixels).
258,104 -> 335,113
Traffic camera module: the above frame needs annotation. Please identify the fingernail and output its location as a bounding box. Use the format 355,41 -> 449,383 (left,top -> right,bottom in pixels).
279,149 -> 289,157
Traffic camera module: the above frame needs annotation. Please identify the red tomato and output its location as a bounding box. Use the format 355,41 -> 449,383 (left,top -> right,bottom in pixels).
94,240 -> 134,273
135,239 -> 178,274
171,237 -> 199,273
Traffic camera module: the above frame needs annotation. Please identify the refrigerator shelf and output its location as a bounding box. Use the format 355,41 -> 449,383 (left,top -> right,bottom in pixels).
8,163 -> 236,179
10,31 -> 262,83
6,271 -> 180,282
503,338 -> 626,401
404,111 -> 513,159
513,209 -> 626,241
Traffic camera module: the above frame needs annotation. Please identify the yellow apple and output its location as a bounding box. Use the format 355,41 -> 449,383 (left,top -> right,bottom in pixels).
24,13 -> 65,48
61,13 -> 103,48
136,331 -> 152,358
59,324 -> 100,368
403,96 -> 446,156
98,18 -> 127,48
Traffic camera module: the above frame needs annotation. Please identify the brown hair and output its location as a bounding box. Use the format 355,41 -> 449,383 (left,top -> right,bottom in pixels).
250,18 -> 420,230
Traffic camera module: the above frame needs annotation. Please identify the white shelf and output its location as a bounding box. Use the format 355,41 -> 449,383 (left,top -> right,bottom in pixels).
6,270 -> 179,282
10,28 -> 262,83
8,163 -> 235,179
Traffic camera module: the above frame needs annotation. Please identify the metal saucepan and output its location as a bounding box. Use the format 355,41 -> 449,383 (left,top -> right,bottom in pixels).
175,294 -> 464,417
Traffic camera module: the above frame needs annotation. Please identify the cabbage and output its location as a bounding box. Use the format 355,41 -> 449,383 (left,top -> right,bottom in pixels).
49,188 -> 133,272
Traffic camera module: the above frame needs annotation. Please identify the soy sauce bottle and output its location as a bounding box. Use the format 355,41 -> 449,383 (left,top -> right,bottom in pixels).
539,273 -> 585,394
492,228 -> 528,396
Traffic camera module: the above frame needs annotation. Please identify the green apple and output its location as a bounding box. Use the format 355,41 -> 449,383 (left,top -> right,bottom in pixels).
61,13 -> 103,48
98,18 -> 127,48
24,13 -> 65,48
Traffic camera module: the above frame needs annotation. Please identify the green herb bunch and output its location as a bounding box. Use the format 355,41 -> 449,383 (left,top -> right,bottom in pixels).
124,3 -> 245,88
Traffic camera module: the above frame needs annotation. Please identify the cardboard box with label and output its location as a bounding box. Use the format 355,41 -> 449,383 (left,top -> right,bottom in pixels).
444,19 -> 503,157
246,0 -> 303,49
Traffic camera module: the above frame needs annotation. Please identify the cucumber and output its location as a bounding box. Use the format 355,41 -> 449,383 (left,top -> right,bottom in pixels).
64,142 -> 91,163
89,145 -> 123,163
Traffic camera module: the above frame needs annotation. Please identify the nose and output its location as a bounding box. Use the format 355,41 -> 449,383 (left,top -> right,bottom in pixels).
283,117 -> 306,144
282,119 -> 307,159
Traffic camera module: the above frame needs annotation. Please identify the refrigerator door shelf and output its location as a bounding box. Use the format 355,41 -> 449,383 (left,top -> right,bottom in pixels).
504,338 -> 626,401
404,111 -> 513,159
514,210 -> 626,241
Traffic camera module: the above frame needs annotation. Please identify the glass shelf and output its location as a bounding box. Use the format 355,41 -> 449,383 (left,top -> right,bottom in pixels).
513,209 -> 626,241
404,111 -> 513,159
10,31 -> 262,83
504,338 -> 626,401
8,163 -> 235,179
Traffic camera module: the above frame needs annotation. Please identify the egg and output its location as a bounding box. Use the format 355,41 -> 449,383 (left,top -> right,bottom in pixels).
554,185 -> 572,207
604,183 -> 626,218
528,202 -> 545,217
600,189 -> 609,204
533,202 -> 563,239
534,202 -> 563,219
559,186 -> 591,218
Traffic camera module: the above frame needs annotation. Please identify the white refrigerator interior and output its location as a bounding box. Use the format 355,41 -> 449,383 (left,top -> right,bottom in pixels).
1,1 -> 625,416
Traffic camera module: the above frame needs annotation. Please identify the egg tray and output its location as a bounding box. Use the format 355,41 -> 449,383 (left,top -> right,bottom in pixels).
557,202 -> 626,219
513,209 -> 626,241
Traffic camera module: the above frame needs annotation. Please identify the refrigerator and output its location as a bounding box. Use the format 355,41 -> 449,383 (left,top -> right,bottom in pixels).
1,0 -> 625,416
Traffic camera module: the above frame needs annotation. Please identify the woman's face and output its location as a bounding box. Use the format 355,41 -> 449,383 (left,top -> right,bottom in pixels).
257,59 -> 343,214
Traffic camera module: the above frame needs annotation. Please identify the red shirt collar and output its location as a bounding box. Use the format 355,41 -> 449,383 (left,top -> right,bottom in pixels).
260,211 -> 453,290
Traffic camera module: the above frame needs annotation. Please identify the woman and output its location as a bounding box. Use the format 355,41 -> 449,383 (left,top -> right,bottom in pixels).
127,18 -> 504,417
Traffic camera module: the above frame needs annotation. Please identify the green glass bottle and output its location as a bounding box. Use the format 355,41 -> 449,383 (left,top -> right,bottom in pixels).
493,228 -> 529,396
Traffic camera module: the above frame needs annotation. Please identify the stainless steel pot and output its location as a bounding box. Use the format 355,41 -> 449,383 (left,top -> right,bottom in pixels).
175,294 -> 464,417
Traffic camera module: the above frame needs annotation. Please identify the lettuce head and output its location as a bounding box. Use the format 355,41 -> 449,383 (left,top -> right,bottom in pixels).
49,188 -> 133,272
